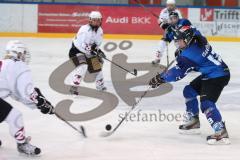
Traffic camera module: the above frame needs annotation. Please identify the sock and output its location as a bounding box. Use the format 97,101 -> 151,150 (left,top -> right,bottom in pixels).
5,108 -> 26,143
183,85 -> 199,116
201,100 -> 224,132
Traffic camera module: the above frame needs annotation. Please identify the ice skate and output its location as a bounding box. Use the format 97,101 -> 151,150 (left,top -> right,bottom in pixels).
207,122 -> 230,145
70,86 -> 79,95
179,112 -> 201,135
151,59 -> 160,65
96,78 -> 107,91
96,85 -> 107,92
17,137 -> 41,156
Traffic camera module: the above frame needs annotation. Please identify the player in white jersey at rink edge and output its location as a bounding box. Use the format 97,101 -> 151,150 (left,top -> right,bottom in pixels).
152,0 -> 182,64
0,40 -> 54,155
69,11 -> 107,95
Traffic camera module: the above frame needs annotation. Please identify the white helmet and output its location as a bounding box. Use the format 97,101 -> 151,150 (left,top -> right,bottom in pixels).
89,11 -> 102,30
89,11 -> 102,20
166,0 -> 176,4
5,40 -> 30,64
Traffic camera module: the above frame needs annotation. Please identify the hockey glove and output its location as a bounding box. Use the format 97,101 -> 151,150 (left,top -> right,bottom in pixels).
160,22 -> 170,30
96,49 -> 106,58
91,43 -> 97,51
31,88 -> 54,114
149,74 -> 165,88
91,48 -> 106,59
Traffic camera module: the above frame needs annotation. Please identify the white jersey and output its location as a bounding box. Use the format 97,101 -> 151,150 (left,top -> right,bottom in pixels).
159,8 -> 182,23
73,24 -> 103,57
0,59 -> 36,108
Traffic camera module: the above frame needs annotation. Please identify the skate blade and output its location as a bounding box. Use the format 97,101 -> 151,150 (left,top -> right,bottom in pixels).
207,138 -> 231,145
19,151 -> 41,157
179,128 -> 201,135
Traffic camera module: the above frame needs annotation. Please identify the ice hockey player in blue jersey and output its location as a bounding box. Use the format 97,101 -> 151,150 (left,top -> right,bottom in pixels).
162,11 -> 192,43
152,11 -> 200,64
149,26 -> 230,145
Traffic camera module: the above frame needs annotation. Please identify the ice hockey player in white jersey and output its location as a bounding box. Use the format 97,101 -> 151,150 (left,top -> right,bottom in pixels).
69,11 -> 106,95
152,0 -> 182,64
0,40 -> 54,155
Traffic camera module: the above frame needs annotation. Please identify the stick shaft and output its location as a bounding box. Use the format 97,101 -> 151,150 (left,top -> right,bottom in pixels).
106,59 -> 176,136
134,0 -> 159,18
101,55 -> 137,76
166,42 -> 169,66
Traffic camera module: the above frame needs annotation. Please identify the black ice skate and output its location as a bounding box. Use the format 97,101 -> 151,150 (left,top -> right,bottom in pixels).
207,122 -> 230,145
0,139 -> 2,147
17,137 -> 41,156
179,113 -> 200,135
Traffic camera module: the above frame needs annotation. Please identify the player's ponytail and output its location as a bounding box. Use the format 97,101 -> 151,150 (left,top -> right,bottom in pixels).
193,35 -> 208,48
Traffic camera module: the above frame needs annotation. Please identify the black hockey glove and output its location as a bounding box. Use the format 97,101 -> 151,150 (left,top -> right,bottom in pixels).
91,43 -> 97,51
149,74 -> 165,88
91,49 -> 106,59
32,88 -> 54,114
160,22 -> 170,30
96,49 -> 106,58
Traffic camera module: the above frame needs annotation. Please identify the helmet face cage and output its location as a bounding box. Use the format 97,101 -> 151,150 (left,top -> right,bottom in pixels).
167,4 -> 175,12
89,18 -> 102,27
173,26 -> 194,49
5,41 -> 31,64
21,48 -> 31,64
169,12 -> 179,25
89,11 -> 102,28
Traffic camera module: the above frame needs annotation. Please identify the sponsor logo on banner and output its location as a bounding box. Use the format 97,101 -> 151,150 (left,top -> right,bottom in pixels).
105,16 -> 151,24
189,8 -> 240,37
38,5 -> 95,33
214,9 -> 240,22
200,8 -> 214,21
101,6 -> 163,35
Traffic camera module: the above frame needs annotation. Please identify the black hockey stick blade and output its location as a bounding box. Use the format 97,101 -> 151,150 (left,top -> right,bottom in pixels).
55,112 -> 87,138
133,69 -> 138,76
79,125 -> 87,138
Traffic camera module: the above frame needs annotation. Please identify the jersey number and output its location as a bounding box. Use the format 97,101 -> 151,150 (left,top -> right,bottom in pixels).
207,51 -> 223,66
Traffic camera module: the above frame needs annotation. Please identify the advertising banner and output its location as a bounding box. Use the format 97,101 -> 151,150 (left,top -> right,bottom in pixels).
188,8 -> 240,37
38,4 -> 188,35
38,5 -> 96,33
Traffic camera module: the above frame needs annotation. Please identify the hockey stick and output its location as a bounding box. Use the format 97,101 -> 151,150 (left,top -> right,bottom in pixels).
166,42 -> 169,66
100,59 -> 176,137
93,50 -> 138,76
54,112 -> 87,138
103,56 -> 137,76
133,0 -> 159,19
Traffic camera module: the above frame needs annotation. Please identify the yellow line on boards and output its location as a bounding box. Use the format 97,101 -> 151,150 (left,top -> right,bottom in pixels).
0,32 -> 240,42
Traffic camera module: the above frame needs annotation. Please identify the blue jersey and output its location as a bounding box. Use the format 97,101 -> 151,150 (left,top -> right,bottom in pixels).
161,42 -> 230,82
165,18 -> 192,42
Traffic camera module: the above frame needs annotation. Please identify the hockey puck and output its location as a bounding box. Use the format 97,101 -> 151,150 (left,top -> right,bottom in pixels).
105,124 -> 112,131
0,140 -> 2,147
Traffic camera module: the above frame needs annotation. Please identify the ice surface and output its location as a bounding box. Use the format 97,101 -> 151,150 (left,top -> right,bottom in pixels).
0,37 -> 239,160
